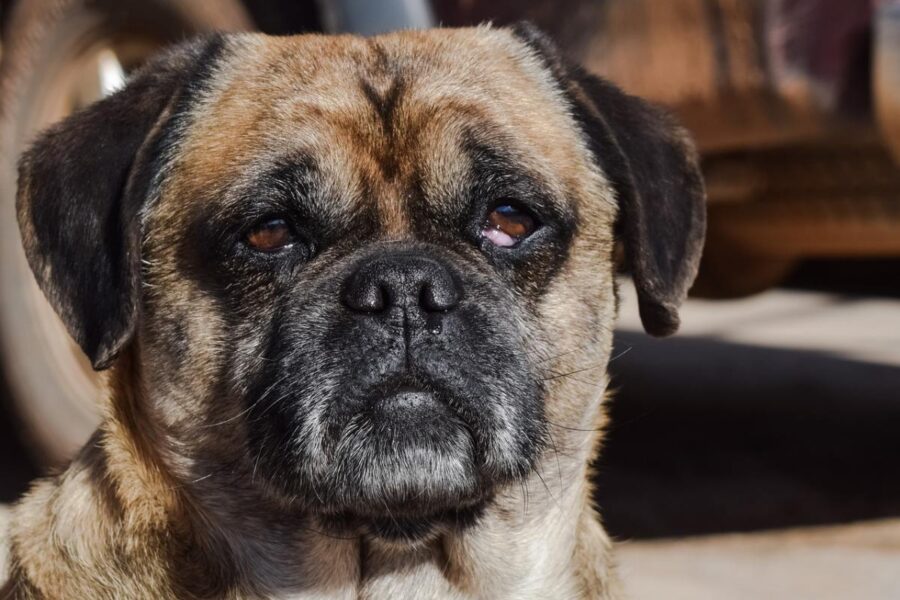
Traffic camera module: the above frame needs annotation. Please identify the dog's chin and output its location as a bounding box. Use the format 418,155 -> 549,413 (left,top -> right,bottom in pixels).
325,390 -> 487,526
270,390 -> 497,541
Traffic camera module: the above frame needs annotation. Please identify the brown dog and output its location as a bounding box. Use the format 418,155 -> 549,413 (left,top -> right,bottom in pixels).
5,23 -> 704,599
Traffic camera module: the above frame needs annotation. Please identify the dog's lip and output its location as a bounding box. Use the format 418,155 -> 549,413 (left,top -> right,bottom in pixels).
376,388 -> 439,409
362,374 -> 443,406
365,387 -> 453,422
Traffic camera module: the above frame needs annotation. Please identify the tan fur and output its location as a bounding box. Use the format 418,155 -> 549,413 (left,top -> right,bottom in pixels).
7,27 -> 625,599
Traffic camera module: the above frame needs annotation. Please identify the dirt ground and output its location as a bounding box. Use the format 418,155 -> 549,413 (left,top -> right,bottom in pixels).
617,518 -> 900,599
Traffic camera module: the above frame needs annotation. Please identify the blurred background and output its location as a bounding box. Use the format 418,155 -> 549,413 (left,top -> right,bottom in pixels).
0,1 -> 898,598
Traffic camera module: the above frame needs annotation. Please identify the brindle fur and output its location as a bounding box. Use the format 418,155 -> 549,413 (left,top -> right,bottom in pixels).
7,24 -> 704,599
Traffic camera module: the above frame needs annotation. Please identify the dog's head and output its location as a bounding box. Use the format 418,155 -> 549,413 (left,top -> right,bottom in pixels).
16,25 -> 704,539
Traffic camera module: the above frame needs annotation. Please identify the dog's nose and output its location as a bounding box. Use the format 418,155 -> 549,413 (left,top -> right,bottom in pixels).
342,253 -> 461,314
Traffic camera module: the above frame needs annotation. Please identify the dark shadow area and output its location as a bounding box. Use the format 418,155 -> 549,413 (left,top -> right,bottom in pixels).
594,331 -> 900,540
245,0 -> 321,35
0,370 -> 38,503
786,258 -> 900,299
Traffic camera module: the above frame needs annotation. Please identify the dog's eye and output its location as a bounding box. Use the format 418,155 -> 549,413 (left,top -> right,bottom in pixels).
481,203 -> 538,247
246,218 -> 295,252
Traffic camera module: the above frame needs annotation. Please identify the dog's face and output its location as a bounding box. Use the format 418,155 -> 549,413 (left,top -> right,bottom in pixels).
17,26 -> 704,538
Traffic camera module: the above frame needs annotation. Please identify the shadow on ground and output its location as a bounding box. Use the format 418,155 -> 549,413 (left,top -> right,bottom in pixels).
594,331 -> 900,539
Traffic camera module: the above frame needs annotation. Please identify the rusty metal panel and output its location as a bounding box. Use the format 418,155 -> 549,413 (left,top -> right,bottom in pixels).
875,1 -> 900,163
434,0 -> 879,152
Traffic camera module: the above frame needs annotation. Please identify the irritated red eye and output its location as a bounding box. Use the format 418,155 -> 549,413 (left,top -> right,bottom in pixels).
246,218 -> 295,252
481,204 -> 538,247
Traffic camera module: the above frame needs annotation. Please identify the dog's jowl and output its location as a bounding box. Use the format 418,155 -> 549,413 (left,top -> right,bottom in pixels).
7,23 -> 704,599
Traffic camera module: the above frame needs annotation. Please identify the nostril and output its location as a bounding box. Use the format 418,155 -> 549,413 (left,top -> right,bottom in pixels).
343,273 -> 389,313
419,284 -> 438,312
377,283 -> 392,311
419,280 -> 461,313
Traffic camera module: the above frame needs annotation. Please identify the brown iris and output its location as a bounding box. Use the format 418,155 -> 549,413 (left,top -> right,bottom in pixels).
246,218 -> 294,252
483,204 -> 537,247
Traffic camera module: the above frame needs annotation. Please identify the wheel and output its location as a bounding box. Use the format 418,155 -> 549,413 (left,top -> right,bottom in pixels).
691,243 -> 797,299
0,0 -> 252,465
690,211 -> 798,299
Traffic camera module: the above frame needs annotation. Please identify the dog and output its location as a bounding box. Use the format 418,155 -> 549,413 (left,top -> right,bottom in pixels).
4,23 -> 704,599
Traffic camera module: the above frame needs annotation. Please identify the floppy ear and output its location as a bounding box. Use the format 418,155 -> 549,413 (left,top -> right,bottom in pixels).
512,23 -> 706,336
16,36 -> 224,370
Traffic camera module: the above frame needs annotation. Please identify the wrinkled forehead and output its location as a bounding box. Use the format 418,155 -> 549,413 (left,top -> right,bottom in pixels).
161,28 -> 603,230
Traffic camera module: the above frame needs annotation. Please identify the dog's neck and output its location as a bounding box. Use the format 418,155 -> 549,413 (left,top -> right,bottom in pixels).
191,455 -> 618,600
10,353 -> 618,599
365,465 -> 618,600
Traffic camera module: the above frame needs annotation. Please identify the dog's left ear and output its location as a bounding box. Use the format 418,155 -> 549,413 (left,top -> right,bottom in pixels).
512,23 -> 706,336
16,36 -> 224,370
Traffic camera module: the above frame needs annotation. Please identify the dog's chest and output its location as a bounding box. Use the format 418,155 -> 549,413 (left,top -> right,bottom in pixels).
267,531 -> 581,600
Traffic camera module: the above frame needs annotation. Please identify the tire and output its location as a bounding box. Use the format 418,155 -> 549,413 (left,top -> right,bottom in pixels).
0,0 -> 252,465
691,244 -> 797,299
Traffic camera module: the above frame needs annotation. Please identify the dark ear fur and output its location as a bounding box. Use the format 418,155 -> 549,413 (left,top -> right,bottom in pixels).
16,36 -> 223,370
512,22 -> 706,336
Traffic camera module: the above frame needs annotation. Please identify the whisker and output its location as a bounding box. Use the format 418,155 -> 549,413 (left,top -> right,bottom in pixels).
545,419 -> 604,433
532,466 -> 560,510
608,345 -> 633,363
519,479 -> 530,520
535,342 -> 595,364
200,374 -> 291,429
546,429 -> 564,493
542,362 -> 607,382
